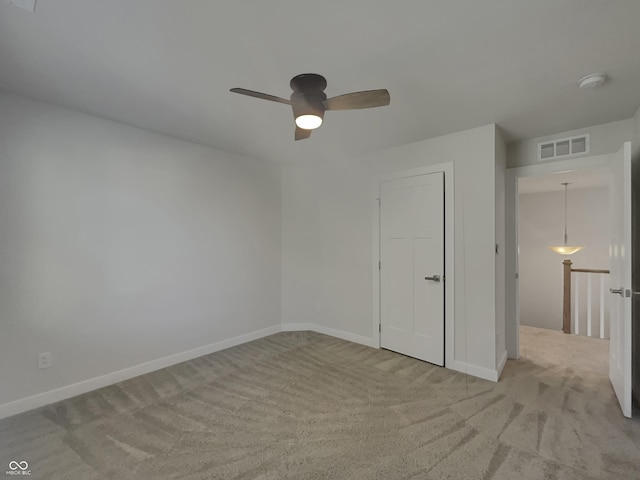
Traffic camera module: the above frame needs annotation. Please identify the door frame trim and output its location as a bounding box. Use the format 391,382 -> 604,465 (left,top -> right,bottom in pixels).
372,163 -> 455,367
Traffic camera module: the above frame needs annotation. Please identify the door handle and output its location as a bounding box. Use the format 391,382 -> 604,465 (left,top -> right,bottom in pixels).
425,275 -> 441,282
610,287 -> 623,296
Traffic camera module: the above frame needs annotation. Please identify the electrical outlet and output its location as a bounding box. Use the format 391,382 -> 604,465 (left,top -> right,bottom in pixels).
37,352 -> 52,370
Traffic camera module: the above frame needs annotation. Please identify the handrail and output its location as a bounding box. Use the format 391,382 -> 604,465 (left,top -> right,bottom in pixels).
571,268 -> 610,274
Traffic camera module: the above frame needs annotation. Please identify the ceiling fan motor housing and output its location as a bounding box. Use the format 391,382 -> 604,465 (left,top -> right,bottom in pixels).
291,91 -> 326,123
290,74 -> 328,124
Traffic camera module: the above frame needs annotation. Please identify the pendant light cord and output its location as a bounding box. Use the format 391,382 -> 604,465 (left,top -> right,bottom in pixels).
547,182 -> 583,256
563,183 -> 568,245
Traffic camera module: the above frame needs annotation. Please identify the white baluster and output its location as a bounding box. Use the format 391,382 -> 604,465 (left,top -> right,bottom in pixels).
574,273 -> 580,335
600,274 -> 605,339
587,272 -> 592,337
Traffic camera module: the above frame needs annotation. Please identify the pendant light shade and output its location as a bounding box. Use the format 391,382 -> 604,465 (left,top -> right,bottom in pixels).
548,182 -> 584,255
548,245 -> 583,255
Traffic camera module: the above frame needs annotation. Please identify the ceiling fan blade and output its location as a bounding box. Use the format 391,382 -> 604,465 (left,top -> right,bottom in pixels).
295,126 -> 312,141
323,89 -> 390,110
230,88 -> 292,105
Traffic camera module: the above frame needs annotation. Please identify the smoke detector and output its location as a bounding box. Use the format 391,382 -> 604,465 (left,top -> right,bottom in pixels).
578,73 -> 607,89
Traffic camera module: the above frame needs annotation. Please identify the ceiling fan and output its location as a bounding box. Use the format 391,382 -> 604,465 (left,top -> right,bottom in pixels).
230,73 -> 390,140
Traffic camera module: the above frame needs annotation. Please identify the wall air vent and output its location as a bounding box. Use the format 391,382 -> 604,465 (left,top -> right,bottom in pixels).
537,134 -> 589,161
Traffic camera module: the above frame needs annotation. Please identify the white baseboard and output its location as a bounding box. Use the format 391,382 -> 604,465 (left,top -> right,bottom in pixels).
0,325 -> 281,420
280,322 -> 315,332
286,324 -> 502,382
449,359 -> 501,382
281,323 -> 377,348
1,322 -> 500,419
496,350 -> 508,381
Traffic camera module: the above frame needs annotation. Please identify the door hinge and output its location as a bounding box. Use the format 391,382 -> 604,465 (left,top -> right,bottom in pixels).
379,323 -> 381,333
379,260 -> 381,270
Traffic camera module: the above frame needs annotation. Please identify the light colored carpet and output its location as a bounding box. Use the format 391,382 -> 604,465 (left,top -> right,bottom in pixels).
1,327 -> 639,479
519,325 -> 610,376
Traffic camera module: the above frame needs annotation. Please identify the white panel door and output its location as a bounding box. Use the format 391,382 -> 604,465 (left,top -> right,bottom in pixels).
609,142 -> 632,418
380,172 -> 444,365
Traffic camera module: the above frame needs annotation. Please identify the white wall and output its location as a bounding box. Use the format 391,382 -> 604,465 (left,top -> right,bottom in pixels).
495,128 -> 507,370
518,188 -> 610,335
282,124 -> 501,378
0,93 -> 282,410
507,119 -> 633,168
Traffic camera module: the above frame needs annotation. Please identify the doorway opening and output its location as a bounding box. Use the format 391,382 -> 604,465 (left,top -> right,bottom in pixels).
507,143 -> 633,417
517,167 -> 610,376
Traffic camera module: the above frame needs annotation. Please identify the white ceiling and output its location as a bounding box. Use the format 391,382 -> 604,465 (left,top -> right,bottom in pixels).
518,166 -> 610,194
1,0 -> 639,163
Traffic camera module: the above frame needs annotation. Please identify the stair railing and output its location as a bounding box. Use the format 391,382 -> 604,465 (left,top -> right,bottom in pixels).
562,259 -> 610,338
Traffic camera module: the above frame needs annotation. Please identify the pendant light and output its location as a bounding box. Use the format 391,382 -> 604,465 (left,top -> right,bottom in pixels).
548,182 -> 584,255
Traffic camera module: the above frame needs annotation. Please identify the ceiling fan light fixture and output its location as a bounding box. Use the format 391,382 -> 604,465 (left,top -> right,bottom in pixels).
292,94 -> 325,131
295,114 -> 323,130
229,73 -> 390,140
